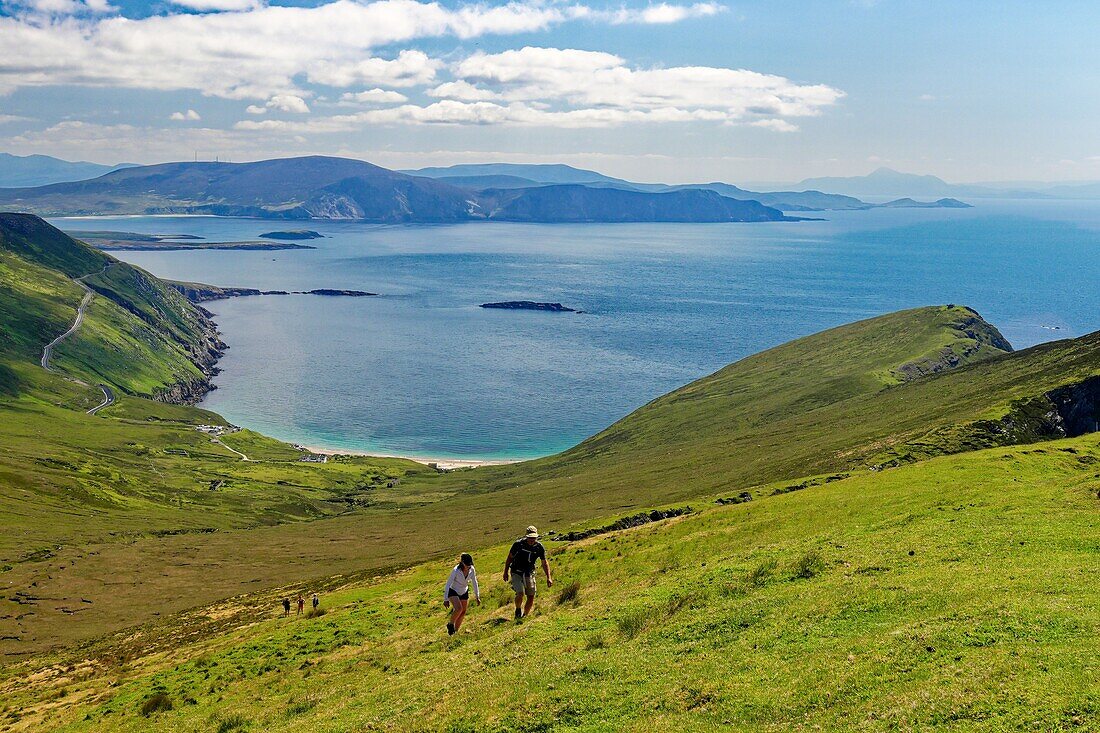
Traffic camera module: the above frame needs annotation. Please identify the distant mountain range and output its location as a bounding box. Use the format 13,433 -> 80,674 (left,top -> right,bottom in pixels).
788,167 -> 1100,200
405,163 -> 966,211
0,153 -> 135,188
0,156 -> 790,223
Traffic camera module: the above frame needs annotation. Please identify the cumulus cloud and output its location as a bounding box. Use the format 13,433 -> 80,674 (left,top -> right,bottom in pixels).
612,2 -> 723,24
450,47 -> 842,120
169,108 -> 202,120
427,80 -> 501,101
309,50 -> 441,88
340,88 -> 410,105
749,118 -> 798,132
0,0 -> 730,101
267,94 -> 310,113
0,0 -> 592,99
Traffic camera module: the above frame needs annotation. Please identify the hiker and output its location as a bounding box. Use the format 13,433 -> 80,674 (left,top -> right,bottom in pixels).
281,597 -> 291,617
504,525 -> 552,620
296,595 -> 305,616
312,592 -> 319,611
443,552 -> 480,635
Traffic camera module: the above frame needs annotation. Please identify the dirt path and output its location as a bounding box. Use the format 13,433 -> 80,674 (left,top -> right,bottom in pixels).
213,437 -> 250,461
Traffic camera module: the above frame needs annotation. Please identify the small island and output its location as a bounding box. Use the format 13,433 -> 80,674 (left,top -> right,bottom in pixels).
258,230 -> 326,240
480,301 -> 577,312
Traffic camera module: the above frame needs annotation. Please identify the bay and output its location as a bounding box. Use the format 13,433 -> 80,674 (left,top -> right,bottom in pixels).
51,199 -> 1100,460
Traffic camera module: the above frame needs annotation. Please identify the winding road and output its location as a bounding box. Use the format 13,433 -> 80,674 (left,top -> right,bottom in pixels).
87,385 -> 115,415
41,265 -> 118,416
40,278 -> 95,372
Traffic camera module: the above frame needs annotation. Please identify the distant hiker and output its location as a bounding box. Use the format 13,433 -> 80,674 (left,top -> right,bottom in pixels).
281,597 -> 291,617
296,595 -> 305,616
504,526 -> 552,620
443,553 -> 480,635
312,592 -> 319,611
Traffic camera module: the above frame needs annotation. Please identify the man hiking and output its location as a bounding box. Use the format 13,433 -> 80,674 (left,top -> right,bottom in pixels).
503,525 -> 552,620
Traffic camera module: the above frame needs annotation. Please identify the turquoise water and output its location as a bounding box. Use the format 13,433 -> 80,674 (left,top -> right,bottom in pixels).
52,200 -> 1100,460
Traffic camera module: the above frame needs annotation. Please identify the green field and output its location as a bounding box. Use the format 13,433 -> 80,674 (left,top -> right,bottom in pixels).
3,214 -> 1100,730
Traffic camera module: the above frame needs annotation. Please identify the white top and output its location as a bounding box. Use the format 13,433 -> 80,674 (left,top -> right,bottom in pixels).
443,565 -> 479,602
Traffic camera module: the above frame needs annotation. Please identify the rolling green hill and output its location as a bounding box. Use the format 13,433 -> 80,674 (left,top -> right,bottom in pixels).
3,214 -> 1100,729
6,434 -> 1100,731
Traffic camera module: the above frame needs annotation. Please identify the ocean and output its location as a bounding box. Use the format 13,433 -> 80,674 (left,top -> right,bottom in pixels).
51,199 -> 1100,461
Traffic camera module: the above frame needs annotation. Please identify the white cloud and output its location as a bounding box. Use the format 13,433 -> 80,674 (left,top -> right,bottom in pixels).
169,108 -> 202,120
0,113 -> 30,123
170,0 -> 263,10
427,80 -> 501,101
245,104 -> 267,114
0,0 -> 725,101
225,46 -> 841,133
451,47 -> 842,120
340,88 -> 409,105
619,2 -> 723,24
749,118 -> 798,132
267,94 -> 310,113
309,50 -> 441,88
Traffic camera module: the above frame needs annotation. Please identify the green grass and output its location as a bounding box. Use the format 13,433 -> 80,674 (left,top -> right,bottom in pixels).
5,435 -> 1099,731
5,214 -> 1100,730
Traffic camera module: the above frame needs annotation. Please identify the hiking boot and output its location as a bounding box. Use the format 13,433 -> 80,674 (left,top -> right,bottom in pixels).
447,622 -> 455,636
514,608 -> 522,620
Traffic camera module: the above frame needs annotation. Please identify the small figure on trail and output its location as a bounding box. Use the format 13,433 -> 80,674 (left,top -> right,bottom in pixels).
312,592 -> 319,611
443,553 -> 480,635
296,595 -> 305,616
504,526 -> 552,620
281,597 -> 291,617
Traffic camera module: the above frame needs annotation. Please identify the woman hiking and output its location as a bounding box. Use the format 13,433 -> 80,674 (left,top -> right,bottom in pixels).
443,553 -> 480,635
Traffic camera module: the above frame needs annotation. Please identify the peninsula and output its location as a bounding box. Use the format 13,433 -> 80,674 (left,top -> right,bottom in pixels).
169,281 -> 377,303
66,230 -> 315,251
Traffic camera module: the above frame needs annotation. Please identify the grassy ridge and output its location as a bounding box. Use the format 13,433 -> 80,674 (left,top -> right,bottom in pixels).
404,307 -> 1097,511
6,435 -> 1099,731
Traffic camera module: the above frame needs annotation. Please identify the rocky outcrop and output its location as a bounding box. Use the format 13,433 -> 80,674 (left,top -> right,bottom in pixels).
548,507 -> 693,542
894,308 -> 1013,381
480,301 -> 576,312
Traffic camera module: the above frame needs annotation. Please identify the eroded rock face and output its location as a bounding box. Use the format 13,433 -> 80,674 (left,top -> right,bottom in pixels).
1046,376 -> 1100,437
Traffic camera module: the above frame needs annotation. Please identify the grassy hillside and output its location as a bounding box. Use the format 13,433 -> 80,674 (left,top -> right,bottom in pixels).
412,305 -> 1099,511
5,211 -> 1100,729
5,434 -> 1099,731
0,216 -> 434,653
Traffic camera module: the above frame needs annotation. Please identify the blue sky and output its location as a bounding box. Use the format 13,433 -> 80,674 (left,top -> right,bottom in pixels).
0,0 -> 1098,184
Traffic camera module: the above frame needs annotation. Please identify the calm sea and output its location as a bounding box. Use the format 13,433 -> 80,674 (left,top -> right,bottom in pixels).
51,200 -> 1100,460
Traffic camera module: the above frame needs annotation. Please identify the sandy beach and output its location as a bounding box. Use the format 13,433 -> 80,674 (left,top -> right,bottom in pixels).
301,445 -> 521,470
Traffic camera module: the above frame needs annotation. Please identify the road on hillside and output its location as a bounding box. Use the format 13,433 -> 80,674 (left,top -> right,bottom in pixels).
87,384 -> 115,415
40,265 -> 110,372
